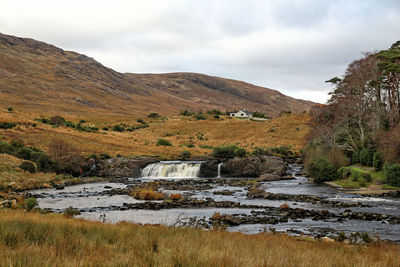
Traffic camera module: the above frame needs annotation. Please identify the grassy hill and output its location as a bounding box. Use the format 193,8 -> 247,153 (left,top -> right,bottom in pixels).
0,32 -> 314,118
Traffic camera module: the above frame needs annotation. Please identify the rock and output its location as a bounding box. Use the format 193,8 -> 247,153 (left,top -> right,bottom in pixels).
96,157 -> 158,178
221,156 -> 285,178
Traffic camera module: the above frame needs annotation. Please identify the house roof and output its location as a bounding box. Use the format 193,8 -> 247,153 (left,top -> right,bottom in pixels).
240,109 -> 252,115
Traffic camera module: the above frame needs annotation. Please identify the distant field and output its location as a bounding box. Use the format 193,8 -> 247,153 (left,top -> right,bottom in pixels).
0,109 -> 311,158
0,210 -> 399,267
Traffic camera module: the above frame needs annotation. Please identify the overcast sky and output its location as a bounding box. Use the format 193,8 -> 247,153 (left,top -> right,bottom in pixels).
1,0 -> 399,103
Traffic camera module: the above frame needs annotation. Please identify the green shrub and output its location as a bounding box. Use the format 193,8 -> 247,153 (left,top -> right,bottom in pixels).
337,166 -> 351,179
180,110 -> 195,116
100,153 -> 111,160
19,161 -> 36,173
7,107 -> 14,112
307,156 -> 337,184
137,119 -> 147,124
0,141 -> 15,154
271,145 -> 293,156
358,177 -> 367,187
156,139 -> 172,146
24,198 -> 38,211
349,169 -> 372,182
16,147 -> 33,160
49,115 -> 66,125
253,111 -> 266,118
147,113 -> 161,118
112,124 -> 125,132
359,148 -> 374,166
193,113 -> 206,120
352,151 -> 360,164
212,145 -> 246,158
373,152 -> 383,171
184,143 -> 195,148
384,163 -> 400,187
0,122 -> 16,129
180,151 -> 191,159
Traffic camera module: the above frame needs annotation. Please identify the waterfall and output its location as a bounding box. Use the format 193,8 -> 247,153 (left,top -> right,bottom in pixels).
141,161 -> 203,178
217,163 -> 223,178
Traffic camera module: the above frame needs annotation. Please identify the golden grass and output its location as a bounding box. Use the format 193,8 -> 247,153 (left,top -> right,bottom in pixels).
0,210 -> 399,267
131,187 -> 164,200
0,109 -> 311,158
0,154 -> 103,192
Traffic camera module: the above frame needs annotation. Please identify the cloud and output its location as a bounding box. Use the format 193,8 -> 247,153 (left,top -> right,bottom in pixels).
0,0 -> 399,103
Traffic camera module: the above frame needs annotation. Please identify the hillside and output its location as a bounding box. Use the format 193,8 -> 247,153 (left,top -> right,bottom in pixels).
0,33 -> 314,118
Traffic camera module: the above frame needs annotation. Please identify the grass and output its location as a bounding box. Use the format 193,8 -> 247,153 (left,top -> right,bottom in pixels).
0,154 -> 103,192
0,109 -> 311,158
0,210 -> 399,267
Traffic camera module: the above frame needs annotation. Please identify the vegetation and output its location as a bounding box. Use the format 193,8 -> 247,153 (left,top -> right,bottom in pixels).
0,122 -> 16,129
180,110 -> 195,116
305,41 -> 400,190
19,161 -> 36,173
24,198 -> 38,211
307,156 -> 337,184
131,188 -> 164,200
384,163 -> 400,187
0,210 -> 398,266
156,139 -> 172,146
212,145 -> 247,158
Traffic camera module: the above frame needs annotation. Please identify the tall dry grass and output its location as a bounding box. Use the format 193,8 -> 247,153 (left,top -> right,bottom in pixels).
0,210 -> 399,267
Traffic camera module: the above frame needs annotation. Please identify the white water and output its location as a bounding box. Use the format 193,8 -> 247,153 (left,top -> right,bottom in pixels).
141,161 -> 203,178
217,163 -> 223,178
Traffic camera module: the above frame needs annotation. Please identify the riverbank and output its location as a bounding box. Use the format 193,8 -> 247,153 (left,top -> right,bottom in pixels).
0,209 -> 399,267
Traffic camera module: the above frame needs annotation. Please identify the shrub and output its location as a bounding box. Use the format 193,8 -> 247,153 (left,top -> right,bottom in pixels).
180,110 -> 195,116
252,147 -> 269,156
271,145 -> 293,156
100,153 -> 111,160
137,118 -> 147,124
358,177 -> 367,187
337,167 -> 351,179
156,139 -> 172,146
147,113 -> 161,118
307,156 -> 337,184
359,148 -> 374,166
7,107 -> 14,112
373,152 -> 383,171
0,141 -> 15,154
49,115 -> 66,126
253,111 -> 266,118
193,113 -> 206,120
63,206 -> 81,218
102,127 -> 109,131
235,148 -> 247,157
349,169 -> 372,182
0,122 -> 16,129
212,146 -> 237,158
112,124 -> 125,132
19,161 -> 36,173
24,198 -> 38,211
16,147 -> 33,160
132,188 -> 164,200
384,163 -> 400,187
352,150 -> 361,164
180,151 -> 191,159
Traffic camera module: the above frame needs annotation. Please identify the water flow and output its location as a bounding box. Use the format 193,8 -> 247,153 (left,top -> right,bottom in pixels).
217,163 -> 223,178
141,161 -> 203,178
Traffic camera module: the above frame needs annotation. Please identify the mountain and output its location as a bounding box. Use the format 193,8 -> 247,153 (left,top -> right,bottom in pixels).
0,33 -> 314,117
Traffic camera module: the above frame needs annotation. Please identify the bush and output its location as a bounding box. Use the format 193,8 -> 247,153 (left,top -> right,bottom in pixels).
349,169 -> 371,182
169,193 -> 182,201
193,113 -> 206,120
337,166 -> 351,179
359,148 -> 374,166
0,141 -> 15,154
16,147 -> 33,160
112,124 -> 125,132
180,151 -> 191,159
100,153 -> 111,160
7,107 -> 14,112
49,115 -> 66,126
156,139 -> 172,146
358,177 -> 367,187
24,198 -> 38,211
19,161 -> 36,173
180,110 -> 195,116
0,122 -> 16,129
373,152 -> 383,171
384,163 -> 400,187
147,113 -> 161,118
212,145 -> 246,158
352,150 -> 361,164
307,156 -> 337,184
137,119 -> 146,124
132,188 -> 164,200
63,206 -> 81,218
253,111 -> 266,118
271,145 -> 293,156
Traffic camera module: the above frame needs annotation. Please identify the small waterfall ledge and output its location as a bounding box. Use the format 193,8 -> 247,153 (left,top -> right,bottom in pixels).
141,161 -> 204,178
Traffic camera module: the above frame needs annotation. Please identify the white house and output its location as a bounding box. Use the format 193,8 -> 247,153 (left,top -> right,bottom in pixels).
230,109 -> 253,118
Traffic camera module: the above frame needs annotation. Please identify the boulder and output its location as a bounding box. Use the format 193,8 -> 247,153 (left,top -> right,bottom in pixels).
95,157 -> 158,178
221,156 -> 285,178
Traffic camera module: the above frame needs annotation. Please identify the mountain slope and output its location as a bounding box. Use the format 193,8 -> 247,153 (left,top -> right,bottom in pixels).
0,33 -> 314,117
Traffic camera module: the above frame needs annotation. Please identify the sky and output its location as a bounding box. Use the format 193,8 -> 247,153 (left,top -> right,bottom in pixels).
0,0 -> 399,103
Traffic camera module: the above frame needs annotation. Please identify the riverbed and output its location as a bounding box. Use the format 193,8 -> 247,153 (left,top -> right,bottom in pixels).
29,164 -> 400,242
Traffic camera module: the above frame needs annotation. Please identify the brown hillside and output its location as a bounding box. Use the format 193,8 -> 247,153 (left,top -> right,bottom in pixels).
0,33 -> 314,117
